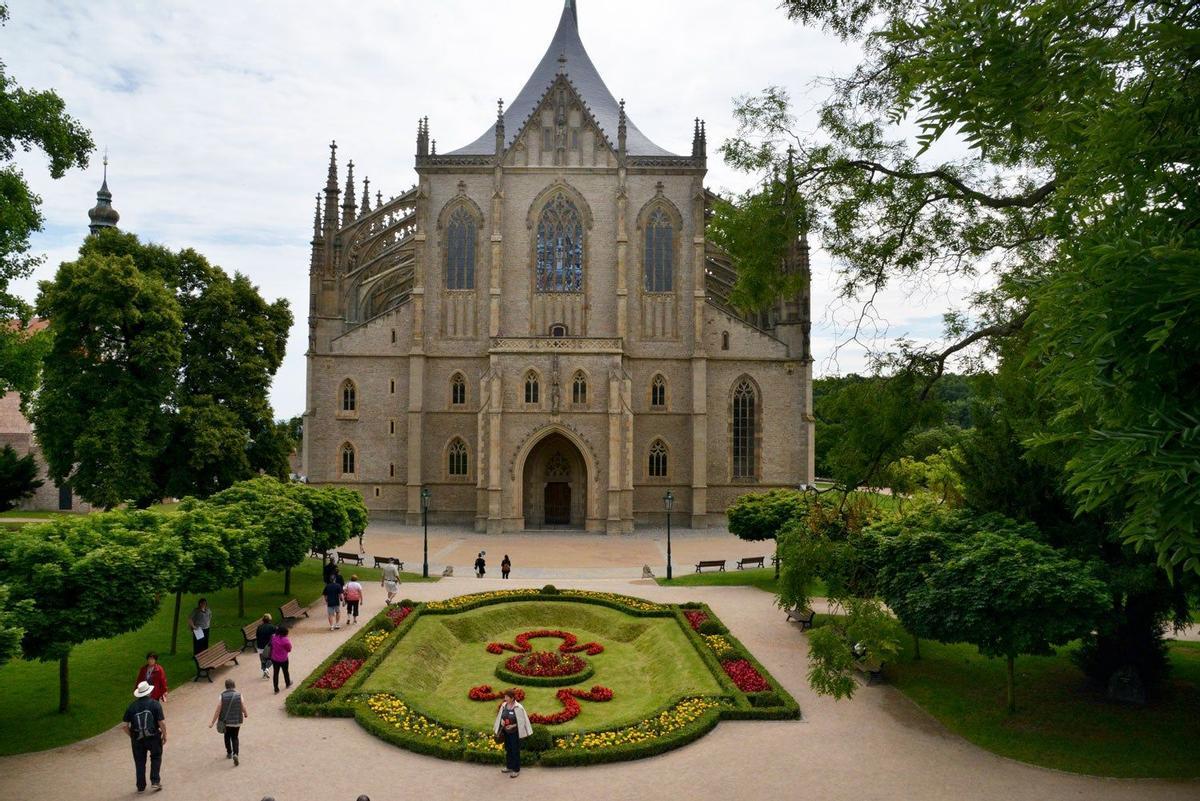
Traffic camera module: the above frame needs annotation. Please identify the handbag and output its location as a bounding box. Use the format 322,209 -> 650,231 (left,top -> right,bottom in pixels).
216,719 -> 226,734
493,730 -> 504,744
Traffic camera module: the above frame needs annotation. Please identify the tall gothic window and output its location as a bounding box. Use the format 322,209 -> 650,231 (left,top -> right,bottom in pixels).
572,371 -> 587,404
649,439 -> 668,478
732,379 -> 757,479
536,193 -> 584,293
651,375 -> 666,408
451,373 -> 466,406
448,439 -> 468,477
341,443 -> 356,475
525,371 -> 540,404
341,380 -> 357,412
644,209 -> 673,292
446,207 -> 476,290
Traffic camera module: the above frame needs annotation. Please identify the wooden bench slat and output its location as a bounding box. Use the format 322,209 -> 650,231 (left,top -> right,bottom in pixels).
279,599 -> 309,622
240,621 -> 259,652
372,555 -> 403,570
193,641 -> 238,682
336,551 -> 363,566
737,556 -> 766,569
695,559 -> 726,573
785,606 -> 816,630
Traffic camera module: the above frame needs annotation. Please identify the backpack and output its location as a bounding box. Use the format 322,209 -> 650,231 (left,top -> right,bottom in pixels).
131,704 -> 158,740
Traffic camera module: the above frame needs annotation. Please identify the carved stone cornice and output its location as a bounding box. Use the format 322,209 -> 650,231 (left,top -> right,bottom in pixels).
490,336 -> 623,354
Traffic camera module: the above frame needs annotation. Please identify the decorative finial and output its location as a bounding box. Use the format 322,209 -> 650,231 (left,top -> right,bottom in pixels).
376,190 -> 383,207
497,98 -> 505,120
618,99 -> 627,158
557,51 -> 568,75
432,139 -> 437,156
312,195 -> 322,238
361,177 -> 371,216
87,154 -> 120,235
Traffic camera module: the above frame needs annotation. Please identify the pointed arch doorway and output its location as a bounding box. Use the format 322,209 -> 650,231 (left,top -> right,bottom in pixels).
520,432 -> 588,529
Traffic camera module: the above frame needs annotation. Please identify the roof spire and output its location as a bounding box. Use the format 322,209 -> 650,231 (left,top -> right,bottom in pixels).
617,99 -> 627,159
341,160 -> 357,226
360,176 -> 371,216
495,98 -> 506,157
312,195 -> 323,240
87,150 -> 120,235
376,190 -> 383,208
565,0 -> 577,24
323,141 -> 340,232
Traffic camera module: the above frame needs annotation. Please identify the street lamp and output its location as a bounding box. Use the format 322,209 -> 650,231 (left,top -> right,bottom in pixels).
421,487 -> 431,579
663,490 -> 674,581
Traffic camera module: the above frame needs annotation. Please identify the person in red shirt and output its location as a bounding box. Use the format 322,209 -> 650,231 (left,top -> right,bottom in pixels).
135,651 -> 169,702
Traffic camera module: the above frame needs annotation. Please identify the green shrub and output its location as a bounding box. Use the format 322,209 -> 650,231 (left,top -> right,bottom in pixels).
747,691 -> 783,708
398,598 -> 414,607
727,489 -> 808,541
697,619 -> 727,635
540,584 -> 560,595
338,641 -> 371,660
371,616 -> 396,632
523,727 -> 553,753
494,661 -> 595,687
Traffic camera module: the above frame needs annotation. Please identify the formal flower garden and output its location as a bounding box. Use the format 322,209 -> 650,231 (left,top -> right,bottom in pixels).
287,588 -> 798,765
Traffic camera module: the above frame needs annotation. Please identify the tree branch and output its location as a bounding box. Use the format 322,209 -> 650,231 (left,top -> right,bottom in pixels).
840,161 -> 1059,209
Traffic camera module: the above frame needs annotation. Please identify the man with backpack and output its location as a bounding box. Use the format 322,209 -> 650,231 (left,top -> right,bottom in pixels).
123,680 -> 167,792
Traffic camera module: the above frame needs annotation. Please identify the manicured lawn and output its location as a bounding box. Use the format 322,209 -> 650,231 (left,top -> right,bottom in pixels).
657,568 -> 828,598
878,631 -> 1200,778
0,558 -> 433,756
359,601 -> 721,733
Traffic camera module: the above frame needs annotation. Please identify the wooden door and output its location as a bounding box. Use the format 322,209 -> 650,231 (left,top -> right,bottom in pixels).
544,482 -> 571,525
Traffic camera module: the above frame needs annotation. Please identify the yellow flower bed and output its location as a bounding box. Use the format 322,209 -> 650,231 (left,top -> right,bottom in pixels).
364,630 -> 389,654
554,697 -> 723,751
425,589 -> 667,613
464,731 -> 505,754
702,634 -> 735,658
365,694 -> 460,744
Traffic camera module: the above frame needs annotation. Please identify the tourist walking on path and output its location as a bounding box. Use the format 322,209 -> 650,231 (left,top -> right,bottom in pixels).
254,614 -> 276,679
322,557 -> 336,585
475,551 -> 487,578
324,576 -> 344,630
381,559 -> 400,605
344,574 -> 364,624
135,651 -> 168,701
208,678 -> 248,765
123,680 -> 167,793
501,555 -> 512,579
189,599 -> 211,654
493,689 -> 532,777
270,626 -> 292,694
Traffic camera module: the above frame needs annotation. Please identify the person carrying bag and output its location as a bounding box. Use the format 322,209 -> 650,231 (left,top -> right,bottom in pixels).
492,689 -> 532,778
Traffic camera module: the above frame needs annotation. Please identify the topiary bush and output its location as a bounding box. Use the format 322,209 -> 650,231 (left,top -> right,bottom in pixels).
339,641 -> 370,660
371,616 -> 396,632
523,727 -> 553,753
540,584 -> 560,595
697,619 -> 727,636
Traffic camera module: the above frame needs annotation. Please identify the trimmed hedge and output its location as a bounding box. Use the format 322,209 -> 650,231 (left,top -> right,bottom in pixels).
494,661 -> 596,688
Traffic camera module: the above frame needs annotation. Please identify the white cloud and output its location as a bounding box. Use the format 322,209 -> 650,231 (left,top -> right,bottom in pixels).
6,0 -> 982,416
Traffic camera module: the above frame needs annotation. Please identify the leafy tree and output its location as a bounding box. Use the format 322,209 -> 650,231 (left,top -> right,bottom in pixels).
330,487 -> 368,548
0,2 -> 93,398
208,478 -> 312,595
0,443 -> 41,511
0,513 -> 177,711
723,0 -> 1199,573
727,489 -> 807,541
0,585 -> 26,668
806,597 -> 904,699
285,483 -> 352,556
31,252 -> 182,508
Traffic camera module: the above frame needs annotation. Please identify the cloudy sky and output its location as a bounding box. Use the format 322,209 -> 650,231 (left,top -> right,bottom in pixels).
6,0 -> 980,418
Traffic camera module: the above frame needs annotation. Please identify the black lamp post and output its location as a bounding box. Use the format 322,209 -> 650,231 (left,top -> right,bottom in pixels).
421,487 -> 431,579
664,490 -> 674,581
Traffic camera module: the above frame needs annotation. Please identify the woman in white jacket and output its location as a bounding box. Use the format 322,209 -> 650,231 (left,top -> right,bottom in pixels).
492,689 -> 533,777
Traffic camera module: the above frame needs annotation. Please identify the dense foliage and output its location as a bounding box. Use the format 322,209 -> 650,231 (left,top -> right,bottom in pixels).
0,443 -> 41,511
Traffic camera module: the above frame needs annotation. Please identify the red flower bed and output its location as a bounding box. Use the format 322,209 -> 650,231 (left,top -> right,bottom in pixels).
528,686 -> 615,725
505,650 -> 587,677
486,629 -> 603,656
385,606 -> 413,626
468,685 -> 526,702
721,659 -> 770,692
313,658 -> 364,690
683,610 -> 709,630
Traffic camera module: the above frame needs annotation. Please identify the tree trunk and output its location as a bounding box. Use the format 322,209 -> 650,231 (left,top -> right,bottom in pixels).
58,653 -> 69,713
1006,655 -> 1016,713
284,566 -> 291,596
238,580 -> 245,618
169,590 -> 183,655
774,543 -> 780,580
912,634 -> 921,661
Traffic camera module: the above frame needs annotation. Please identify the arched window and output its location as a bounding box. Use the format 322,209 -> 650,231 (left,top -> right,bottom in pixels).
535,193 -> 584,292
644,208 -> 674,292
341,443 -> 356,475
651,375 -> 666,408
446,207 -> 476,290
341,380 -> 357,412
451,373 -> 466,406
448,439 -> 468,477
722,332 -> 730,351
732,379 -> 757,479
525,371 -> 540,404
572,371 -> 587,404
649,439 -> 668,478
549,323 -> 568,337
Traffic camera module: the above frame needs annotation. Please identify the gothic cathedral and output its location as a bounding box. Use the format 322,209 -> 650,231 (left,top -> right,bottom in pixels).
303,1 -> 815,533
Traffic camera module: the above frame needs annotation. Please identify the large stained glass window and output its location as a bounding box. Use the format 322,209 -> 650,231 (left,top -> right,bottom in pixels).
732,379 -> 757,479
536,193 -> 584,293
446,207 -> 476,290
644,209 -> 673,292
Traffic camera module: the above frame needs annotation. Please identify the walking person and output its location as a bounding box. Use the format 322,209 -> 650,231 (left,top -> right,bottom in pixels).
123,680 -> 167,793
381,558 -> 400,605
474,551 -> 487,578
501,554 -> 512,580
322,556 -> 336,585
344,574 -> 364,624
492,689 -> 532,778
208,678 -> 248,765
323,574 -> 344,630
270,626 -> 292,694
135,651 -> 168,702
189,598 -> 212,654
254,614 -> 276,679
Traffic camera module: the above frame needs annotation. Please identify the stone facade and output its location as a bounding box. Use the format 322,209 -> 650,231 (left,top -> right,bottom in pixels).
303,1 -> 814,532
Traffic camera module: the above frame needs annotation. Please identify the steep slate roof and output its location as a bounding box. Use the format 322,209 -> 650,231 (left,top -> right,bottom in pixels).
447,0 -> 677,157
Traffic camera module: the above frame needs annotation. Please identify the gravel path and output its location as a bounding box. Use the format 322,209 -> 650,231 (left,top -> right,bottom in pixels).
0,574 -> 1195,800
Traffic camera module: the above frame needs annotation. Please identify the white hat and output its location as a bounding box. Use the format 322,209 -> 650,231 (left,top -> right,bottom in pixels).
134,681 -> 154,698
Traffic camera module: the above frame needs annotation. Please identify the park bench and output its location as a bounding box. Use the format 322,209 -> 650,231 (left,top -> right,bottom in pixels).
336,550 -> 363,566
193,641 -> 239,682
240,621 -> 260,652
279,599 -> 309,623
785,606 -> 815,630
695,559 -> 726,573
737,556 -> 766,570
373,555 -> 404,570
854,657 -> 884,685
